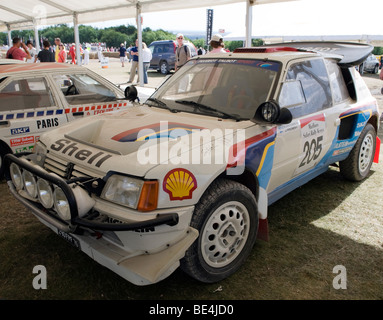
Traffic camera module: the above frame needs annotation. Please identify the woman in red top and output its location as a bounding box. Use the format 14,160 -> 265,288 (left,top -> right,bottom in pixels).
57,44 -> 67,63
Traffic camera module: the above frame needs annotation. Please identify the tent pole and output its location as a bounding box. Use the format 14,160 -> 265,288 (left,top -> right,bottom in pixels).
136,3 -> 144,87
33,19 -> 40,53
245,0 -> 253,47
73,13 -> 81,65
6,24 -> 12,47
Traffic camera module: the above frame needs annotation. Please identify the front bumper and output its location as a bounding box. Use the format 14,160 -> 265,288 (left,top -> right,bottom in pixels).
4,153 -> 199,285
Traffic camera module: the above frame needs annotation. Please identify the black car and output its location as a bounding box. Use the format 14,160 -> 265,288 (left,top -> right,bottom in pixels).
148,40 -> 197,74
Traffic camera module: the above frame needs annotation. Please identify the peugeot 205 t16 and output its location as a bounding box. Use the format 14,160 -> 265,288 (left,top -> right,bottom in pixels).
4,42 -> 380,285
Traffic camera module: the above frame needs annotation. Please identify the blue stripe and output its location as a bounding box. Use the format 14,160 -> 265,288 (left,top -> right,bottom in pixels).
56,109 -> 63,115
6,114 -> 14,120
36,111 -> 44,117
27,112 -> 34,118
16,113 -> 24,119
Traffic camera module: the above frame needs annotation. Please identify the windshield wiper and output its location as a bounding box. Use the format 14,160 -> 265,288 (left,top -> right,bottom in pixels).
146,98 -> 179,113
175,100 -> 241,121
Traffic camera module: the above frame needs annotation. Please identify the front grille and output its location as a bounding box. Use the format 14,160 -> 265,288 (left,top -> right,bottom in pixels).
43,153 -> 99,179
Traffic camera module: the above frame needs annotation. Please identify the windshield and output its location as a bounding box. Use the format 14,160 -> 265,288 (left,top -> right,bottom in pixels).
149,58 -> 280,120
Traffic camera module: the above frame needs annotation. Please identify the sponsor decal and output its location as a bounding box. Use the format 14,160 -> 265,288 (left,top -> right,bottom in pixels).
11,127 -> 30,135
37,118 -> 59,129
163,168 -> 197,201
10,136 -> 34,147
50,139 -> 112,168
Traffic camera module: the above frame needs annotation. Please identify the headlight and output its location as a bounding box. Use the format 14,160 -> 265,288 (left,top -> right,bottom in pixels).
37,179 -> 53,209
54,187 -> 71,220
10,163 -> 23,190
101,175 -> 144,209
22,170 -> 37,198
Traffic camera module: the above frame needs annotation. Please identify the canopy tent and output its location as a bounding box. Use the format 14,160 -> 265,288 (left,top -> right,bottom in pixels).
0,0 -> 298,85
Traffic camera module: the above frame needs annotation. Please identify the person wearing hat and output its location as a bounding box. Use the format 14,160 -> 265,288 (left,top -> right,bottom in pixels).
175,33 -> 191,71
119,43 -> 127,67
208,34 -> 227,54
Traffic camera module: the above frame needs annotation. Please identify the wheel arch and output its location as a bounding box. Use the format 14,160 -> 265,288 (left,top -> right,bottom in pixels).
215,167 -> 269,241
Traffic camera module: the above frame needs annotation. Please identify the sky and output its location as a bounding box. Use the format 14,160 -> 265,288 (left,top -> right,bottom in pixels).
88,0 -> 382,38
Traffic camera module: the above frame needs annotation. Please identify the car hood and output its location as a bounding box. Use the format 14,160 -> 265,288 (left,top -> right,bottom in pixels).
41,105 -> 254,177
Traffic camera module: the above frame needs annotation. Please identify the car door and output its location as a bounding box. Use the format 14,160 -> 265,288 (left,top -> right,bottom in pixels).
267,58 -> 335,197
50,72 -> 125,120
0,76 -> 68,155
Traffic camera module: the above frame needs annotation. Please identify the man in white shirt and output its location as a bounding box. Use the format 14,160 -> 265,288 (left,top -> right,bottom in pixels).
26,40 -> 37,63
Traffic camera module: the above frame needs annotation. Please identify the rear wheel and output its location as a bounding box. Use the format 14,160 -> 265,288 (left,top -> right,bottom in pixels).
181,179 -> 258,283
373,65 -> 379,74
159,61 -> 169,74
339,123 -> 376,181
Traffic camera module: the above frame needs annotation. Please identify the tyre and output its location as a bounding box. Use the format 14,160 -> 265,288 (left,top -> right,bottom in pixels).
373,65 -> 379,74
0,144 -> 10,180
359,63 -> 364,75
339,123 -> 376,181
159,61 -> 169,74
180,179 -> 258,283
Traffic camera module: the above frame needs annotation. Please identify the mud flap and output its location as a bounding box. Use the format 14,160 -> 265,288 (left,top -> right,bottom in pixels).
374,136 -> 381,163
257,218 -> 269,242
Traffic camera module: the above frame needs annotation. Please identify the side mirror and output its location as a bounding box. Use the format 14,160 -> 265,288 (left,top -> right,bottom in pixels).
251,101 -> 292,125
125,85 -> 139,102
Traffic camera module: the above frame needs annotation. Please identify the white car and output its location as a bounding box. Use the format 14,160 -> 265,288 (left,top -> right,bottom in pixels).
4,42 -> 380,286
359,54 -> 380,74
0,63 -> 132,177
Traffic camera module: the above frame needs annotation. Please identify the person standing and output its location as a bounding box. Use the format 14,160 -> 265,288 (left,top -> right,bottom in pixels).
54,38 -> 62,62
69,43 -> 76,64
175,33 -> 190,72
57,44 -> 67,63
83,46 -> 90,65
25,40 -> 37,63
119,43 -> 127,67
142,42 -> 152,85
208,34 -> 227,54
36,40 -> 55,62
6,37 -> 31,61
127,39 -> 139,83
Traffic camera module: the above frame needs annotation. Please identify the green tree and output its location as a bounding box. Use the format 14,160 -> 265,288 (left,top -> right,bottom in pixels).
100,29 -> 127,47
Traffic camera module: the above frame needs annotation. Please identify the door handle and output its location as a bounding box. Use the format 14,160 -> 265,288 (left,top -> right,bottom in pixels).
73,112 -> 84,116
0,120 -> 10,126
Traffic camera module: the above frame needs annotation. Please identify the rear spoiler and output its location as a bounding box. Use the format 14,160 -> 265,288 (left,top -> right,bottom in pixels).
262,41 -> 374,67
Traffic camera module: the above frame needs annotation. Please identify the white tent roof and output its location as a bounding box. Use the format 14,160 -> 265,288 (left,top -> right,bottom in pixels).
0,0 -> 295,32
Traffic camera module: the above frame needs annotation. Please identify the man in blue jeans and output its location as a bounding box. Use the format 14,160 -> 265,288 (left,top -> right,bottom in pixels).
127,39 -> 139,83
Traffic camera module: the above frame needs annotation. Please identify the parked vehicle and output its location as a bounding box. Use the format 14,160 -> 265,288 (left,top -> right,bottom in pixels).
4,42 -> 380,286
148,40 -> 197,74
359,54 -> 380,74
0,63 -> 131,177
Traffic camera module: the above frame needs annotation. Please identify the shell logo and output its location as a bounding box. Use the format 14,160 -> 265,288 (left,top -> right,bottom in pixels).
163,168 -> 197,201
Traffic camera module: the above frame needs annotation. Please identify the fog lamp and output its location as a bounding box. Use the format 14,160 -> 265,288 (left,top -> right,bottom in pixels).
22,170 -> 37,198
37,179 -> 54,209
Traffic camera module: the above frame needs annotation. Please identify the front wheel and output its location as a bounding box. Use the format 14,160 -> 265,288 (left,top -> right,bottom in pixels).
339,123 -> 376,181
180,179 -> 258,283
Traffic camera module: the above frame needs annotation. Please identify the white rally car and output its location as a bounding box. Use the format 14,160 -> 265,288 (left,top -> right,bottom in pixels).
4,42 -> 380,286
0,62 -> 131,177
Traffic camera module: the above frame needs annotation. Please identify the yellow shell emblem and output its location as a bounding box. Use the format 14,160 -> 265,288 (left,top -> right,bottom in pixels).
163,168 -> 197,201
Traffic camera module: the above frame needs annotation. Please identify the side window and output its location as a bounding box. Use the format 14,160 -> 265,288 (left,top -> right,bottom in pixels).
53,74 -> 121,105
0,78 -> 54,111
324,59 -> 350,103
279,59 -> 332,118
